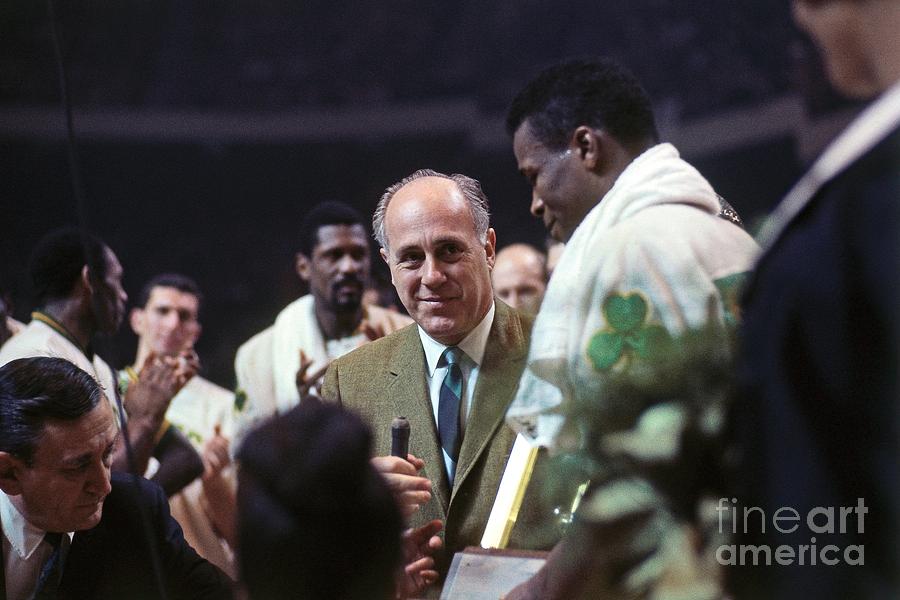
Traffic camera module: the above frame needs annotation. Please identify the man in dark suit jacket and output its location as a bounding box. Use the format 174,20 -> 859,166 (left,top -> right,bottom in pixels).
731,1 -> 900,598
322,169 -> 539,587
0,357 -> 232,600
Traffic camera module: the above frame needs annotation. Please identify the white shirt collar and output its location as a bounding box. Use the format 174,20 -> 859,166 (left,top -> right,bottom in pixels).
758,80 -> 900,249
0,491 -> 46,560
418,302 -> 496,376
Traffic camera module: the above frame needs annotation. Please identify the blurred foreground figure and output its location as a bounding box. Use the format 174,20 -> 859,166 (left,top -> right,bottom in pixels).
125,273 -> 237,578
233,202 -> 410,447
503,58 -> 759,599
237,399 -> 440,600
731,1 -> 900,598
492,243 -> 548,314
0,357 -> 232,599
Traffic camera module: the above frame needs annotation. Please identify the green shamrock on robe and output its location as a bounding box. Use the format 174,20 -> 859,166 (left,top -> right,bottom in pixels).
587,291 -> 671,371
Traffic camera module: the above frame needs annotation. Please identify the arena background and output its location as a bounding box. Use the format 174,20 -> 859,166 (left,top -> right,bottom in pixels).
0,1 -> 863,386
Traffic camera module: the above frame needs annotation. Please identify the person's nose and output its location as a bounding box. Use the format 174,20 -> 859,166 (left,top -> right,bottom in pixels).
85,460 -> 112,498
506,291 -> 521,309
420,256 -> 447,288
337,254 -> 362,275
162,311 -> 181,331
530,193 -> 545,218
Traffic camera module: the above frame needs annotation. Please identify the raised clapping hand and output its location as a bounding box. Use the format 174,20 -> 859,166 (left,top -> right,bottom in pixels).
200,424 -> 237,546
371,454 -> 433,518
126,350 -> 198,422
359,318 -> 387,343
296,349 -> 329,398
201,424 -> 231,481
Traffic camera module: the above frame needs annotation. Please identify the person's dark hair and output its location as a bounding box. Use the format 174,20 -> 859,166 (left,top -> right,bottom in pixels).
238,400 -> 402,600
0,357 -> 103,465
29,228 -> 108,305
506,57 -> 659,150
298,202 -> 366,257
136,273 -> 204,312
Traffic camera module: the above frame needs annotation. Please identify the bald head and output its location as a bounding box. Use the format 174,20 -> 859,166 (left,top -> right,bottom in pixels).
492,243 -> 547,314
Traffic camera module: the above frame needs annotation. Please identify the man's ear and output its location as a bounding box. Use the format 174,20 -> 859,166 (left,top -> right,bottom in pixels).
295,253 -> 312,283
188,322 -> 202,346
484,228 -> 497,270
129,307 -> 145,336
0,452 -> 24,496
571,125 -> 604,171
79,265 -> 94,296
379,248 -> 395,285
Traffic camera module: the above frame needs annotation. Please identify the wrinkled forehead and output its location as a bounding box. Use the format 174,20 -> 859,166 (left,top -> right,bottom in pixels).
385,178 -> 475,240
512,120 -> 554,163
34,395 -> 118,464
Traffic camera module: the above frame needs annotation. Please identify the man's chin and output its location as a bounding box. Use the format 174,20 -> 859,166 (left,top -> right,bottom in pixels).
78,505 -> 104,530
333,296 -> 362,313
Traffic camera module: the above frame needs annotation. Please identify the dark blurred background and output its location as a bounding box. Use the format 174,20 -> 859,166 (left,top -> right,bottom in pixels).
0,0 -> 861,387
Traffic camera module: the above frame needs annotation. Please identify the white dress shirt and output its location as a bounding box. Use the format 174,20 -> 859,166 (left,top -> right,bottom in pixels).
418,302 -> 496,482
1,491 -> 72,600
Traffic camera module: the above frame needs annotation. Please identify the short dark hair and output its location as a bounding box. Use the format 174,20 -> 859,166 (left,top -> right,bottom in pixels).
506,57 -> 659,150
136,273 -> 203,312
238,400 -> 402,600
298,202 -> 366,257
0,357 -> 104,465
29,228 -> 109,305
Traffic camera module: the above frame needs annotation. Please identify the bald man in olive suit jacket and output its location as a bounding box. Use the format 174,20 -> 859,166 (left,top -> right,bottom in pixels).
321,299 -> 539,582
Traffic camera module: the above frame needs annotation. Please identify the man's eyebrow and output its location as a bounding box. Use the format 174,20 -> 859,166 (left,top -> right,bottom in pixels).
433,235 -> 466,246
60,452 -> 92,467
393,243 -> 422,256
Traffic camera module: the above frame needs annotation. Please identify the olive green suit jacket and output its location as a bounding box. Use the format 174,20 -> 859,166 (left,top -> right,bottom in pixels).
321,300 -> 533,579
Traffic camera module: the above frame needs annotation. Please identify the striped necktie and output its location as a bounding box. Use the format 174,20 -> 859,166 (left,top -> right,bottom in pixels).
31,532 -> 63,600
438,346 -> 464,472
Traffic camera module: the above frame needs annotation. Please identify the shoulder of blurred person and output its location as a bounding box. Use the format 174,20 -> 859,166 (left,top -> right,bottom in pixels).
731,2 -> 900,596
62,472 -> 234,599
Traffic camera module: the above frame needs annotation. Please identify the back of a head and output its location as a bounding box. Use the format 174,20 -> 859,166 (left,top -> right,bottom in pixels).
237,400 -> 402,600
298,201 -> 366,257
506,57 -> 659,151
29,228 -> 108,305
0,357 -> 102,464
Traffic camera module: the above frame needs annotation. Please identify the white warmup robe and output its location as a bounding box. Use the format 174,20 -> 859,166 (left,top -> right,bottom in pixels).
233,295 -> 411,447
507,143 -> 759,598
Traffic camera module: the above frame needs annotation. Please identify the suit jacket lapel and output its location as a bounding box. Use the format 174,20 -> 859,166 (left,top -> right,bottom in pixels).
387,327 -> 451,516
452,301 -> 526,500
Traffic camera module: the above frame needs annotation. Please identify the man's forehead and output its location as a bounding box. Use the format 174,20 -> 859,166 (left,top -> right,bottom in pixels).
103,247 -> 124,275
147,286 -> 199,307
37,398 -> 117,461
513,121 -> 556,163
313,223 -> 368,249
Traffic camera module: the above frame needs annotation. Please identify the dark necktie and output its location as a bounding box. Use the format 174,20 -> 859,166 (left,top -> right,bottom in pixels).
31,532 -> 64,600
438,346 -> 464,470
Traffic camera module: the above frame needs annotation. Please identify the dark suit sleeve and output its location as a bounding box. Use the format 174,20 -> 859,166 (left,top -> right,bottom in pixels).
143,477 -> 235,600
